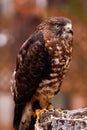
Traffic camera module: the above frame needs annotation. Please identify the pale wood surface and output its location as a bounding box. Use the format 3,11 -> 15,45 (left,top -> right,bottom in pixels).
35,107 -> 87,130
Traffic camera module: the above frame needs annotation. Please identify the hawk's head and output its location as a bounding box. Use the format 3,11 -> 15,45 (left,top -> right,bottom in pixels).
37,17 -> 73,41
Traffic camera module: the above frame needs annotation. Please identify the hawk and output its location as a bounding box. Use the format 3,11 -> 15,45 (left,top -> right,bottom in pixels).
11,17 -> 73,130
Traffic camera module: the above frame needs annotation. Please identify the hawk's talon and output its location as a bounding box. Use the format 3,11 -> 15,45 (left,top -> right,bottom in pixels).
33,109 -> 46,119
57,107 -> 62,112
47,104 -> 54,110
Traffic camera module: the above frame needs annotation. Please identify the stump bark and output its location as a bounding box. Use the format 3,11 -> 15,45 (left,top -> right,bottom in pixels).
35,107 -> 87,130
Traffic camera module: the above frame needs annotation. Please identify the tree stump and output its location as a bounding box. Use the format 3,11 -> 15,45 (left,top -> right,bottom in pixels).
35,107 -> 87,130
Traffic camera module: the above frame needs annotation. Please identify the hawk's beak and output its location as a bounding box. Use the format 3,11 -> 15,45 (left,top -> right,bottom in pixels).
65,23 -> 73,35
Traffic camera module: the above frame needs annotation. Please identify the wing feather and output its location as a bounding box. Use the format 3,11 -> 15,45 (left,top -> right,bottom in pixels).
12,32 -> 51,129
13,32 -> 51,104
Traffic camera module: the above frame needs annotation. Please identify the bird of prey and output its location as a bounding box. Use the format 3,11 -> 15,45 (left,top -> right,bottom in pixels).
11,17 -> 73,130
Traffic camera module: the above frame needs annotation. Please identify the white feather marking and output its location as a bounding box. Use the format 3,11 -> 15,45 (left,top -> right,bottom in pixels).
52,67 -> 58,72
37,82 -> 59,93
49,47 -> 53,50
59,50 -> 62,54
10,71 -> 16,96
50,73 -> 58,77
70,47 -> 72,52
54,58 -> 60,65
47,40 -> 50,43
18,54 -> 22,62
39,78 -> 58,86
56,46 -> 61,50
42,86 -> 51,91
64,57 -> 70,68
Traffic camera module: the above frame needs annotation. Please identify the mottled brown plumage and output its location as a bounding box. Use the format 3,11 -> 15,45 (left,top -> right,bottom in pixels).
11,17 -> 73,130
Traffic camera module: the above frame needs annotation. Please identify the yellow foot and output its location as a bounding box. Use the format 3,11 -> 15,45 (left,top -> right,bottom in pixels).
33,108 -> 46,119
47,104 -> 54,110
57,107 -> 62,112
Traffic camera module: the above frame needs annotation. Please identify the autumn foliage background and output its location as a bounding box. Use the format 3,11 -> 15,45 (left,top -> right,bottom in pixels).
0,0 -> 87,130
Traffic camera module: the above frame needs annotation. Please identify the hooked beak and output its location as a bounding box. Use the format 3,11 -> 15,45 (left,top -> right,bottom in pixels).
65,23 -> 73,35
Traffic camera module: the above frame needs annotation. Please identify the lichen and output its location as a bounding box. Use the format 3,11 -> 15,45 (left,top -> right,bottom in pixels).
35,108 -> 87,130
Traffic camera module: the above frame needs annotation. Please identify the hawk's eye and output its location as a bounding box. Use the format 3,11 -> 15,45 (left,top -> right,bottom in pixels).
54,24 -> 62,29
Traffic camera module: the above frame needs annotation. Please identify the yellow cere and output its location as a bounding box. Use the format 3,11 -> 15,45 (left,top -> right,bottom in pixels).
65,23 -> 72,31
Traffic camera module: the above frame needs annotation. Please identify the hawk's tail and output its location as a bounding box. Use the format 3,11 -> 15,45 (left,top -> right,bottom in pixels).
13,104 -> 25,130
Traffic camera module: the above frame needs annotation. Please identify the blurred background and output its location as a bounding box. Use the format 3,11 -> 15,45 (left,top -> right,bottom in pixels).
0,0 -> 87,130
